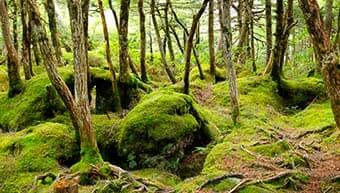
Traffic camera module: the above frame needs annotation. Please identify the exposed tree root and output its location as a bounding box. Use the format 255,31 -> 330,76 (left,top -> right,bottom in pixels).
227,171 -> 299,193
31,172 -> 57,190
195,173 -> 245,191
295,125 -> 335,139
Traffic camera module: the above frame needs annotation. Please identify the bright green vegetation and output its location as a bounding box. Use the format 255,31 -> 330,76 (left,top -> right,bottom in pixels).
0,67 -> 338,192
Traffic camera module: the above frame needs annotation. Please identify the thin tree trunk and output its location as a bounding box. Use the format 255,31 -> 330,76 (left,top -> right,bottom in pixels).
0,0 -> 23,97
44,0 -> 63,66
208,0 -> 216,82
324,0 -> 333,37
249,0 -> 256,72
165,0 -> 175,62
183,0 -> 209,94
265,0 -> 272,65
236,0 -> 249,65
138,0 -> 147,82
97,0 -> 122,112
20,0 -> 33,80
119,0 -> 131,83
151,0 -> 176,84
169,25 -> 184,54
148,16 -> 154,65
222,0 -> 240,124
299,0 -> 340,128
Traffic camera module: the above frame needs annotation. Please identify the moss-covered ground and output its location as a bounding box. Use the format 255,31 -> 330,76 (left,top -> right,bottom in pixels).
0,64 -> 338,192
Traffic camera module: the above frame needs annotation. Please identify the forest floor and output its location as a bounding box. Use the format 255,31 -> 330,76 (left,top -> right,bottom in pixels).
0,64 -> 339,193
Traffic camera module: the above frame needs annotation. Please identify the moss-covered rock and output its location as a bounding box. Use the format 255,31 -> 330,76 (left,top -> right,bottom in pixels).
118,90 -> 219,170
0,68 -> 73,131
0,122 -> 79,192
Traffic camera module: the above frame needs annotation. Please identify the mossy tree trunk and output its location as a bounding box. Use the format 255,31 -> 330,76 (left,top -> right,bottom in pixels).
298,0 -> 340,128
97,0 -> 122,113
44,0 -> 64,66
221,0 -> 240,124
236,0 -> 250,66
183,0 -> 209,95
208,0 -> 216,82
138,0 -> 147,82
0,0 -> 23,97
28,0 -> 101,163
324,0 -> 333,36
151,0 -> 176,84
165,0 -> 175,62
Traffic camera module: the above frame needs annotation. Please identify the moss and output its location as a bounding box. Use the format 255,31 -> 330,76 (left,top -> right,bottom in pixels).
190,63 -> 226,83
0,65 -> 8,92
0,122 -> 79,192
279,78 -> 326,109
118,90 -> 216,170
251,140 -> 290,157
133,168 -> 182,187
0,68 -> 73,131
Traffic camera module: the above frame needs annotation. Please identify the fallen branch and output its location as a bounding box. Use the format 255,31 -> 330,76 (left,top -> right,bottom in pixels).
196,173 -> 244,191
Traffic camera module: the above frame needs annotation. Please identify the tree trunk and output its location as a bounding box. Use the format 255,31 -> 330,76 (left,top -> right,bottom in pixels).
183,0 -> 209,94
118,0 -> 131,84
249,0 -> 256,72
138,0 -> 147,82
265,0 -> 272,65
44,0 -> 64,66
28,0 -> 100,160
20,0 -> 33,80
324,0 -> 333,36
221,0 -> 240,124
208,0 -> 216,82
0,0 -> 23,97
169,25 -> 184,54
66,0 -> 99,154
298,0 -> 340,128
151,0 -> 176,84
97,0 -> 122,112
165,0 -> 175,62
236,0 -> 250,65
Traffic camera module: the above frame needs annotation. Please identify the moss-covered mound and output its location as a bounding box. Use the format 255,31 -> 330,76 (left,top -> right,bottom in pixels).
118,90 -> 219,171
0,69 -> 73,132
190,64 -> 226,83
0,122 -> 79,192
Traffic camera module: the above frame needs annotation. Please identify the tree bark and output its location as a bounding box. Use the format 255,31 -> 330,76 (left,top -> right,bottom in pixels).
119,0 -> 131,83
221,0 -> 240,124
28,0 -> 100,159
298,0 -> 340,128
44,0 -> 64,66
265,0 -> 272,65
208,0 -> 216,82
97,0 -> 122,112
0,0 -> 23,97
165,0 -> 175,62
324,0 -> 333,37
183,0 -> 209,94
138,0 -> 147,82
66,0 -> 99,153
20,0 -> 33,80
236,0 -> 250,65
151,0 -> 176,84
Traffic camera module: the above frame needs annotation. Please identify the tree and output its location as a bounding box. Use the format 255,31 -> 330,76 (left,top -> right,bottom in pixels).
28,0 -> 101,164
20,0 -> 33,80
44,0 -> 63,66
138,0 -> 147,82
236,0 -> 250,65
119,0 -> 131,84
97,0 -> 122,112
183,0 -> 209,94
0,0 -> 23,97
265,0 -> 272,65
298,0 -> 340,128
208,0 -> 216,82
324,0 -> 333,36
151,0 -> 176,84
221,0 -> 240,124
